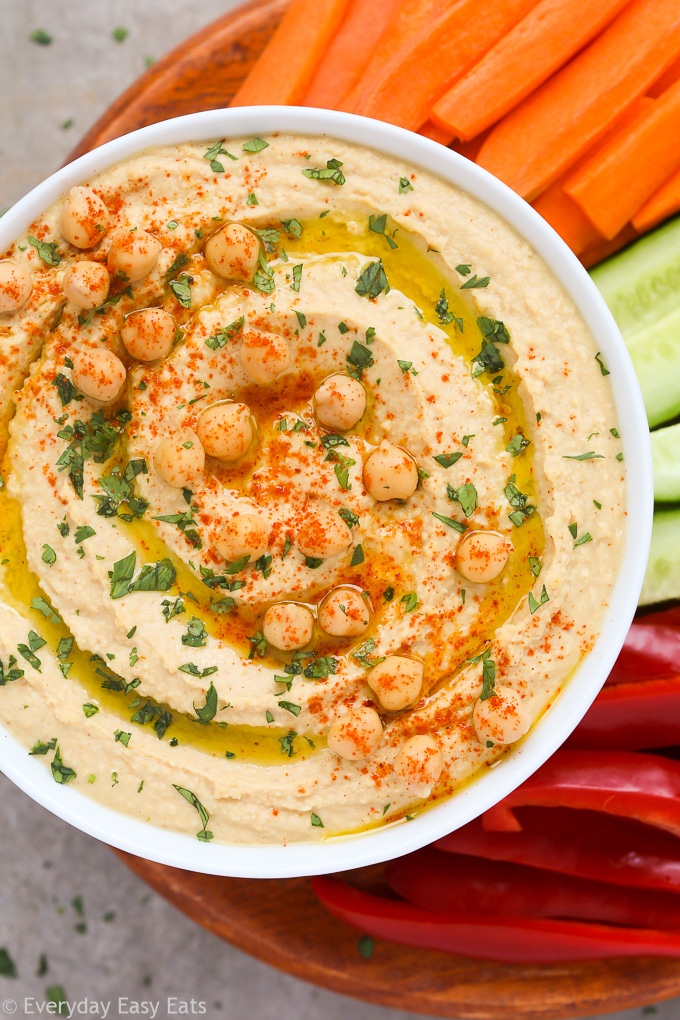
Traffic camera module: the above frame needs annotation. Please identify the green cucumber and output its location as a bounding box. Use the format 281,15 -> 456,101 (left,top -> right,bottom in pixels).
591,218 -> 680,427
641,508 -> 680,605
652,422 -> 680,501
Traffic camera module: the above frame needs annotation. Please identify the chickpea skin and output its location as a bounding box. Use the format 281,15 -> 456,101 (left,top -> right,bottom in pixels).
314,375 -> 366,431
473,685 -> 530,746
62,261 -> 110,310
59,187 -> 110,249
153,428 -> 205,488
262,603 -> 314,651
297,511 -> 353,559
0,260 -> 32,313
367,655 -> 423,712
215,514 -> 269,564
121,307 -> 175,362
363,440 -> 418,501
108,229 -> 161,283
71,348 -> 126,403
204,223 -> 260,281
455,530 -> 512,584
239,329 -> 291,385
327,706 -> 383,760
394,735 -> 443,795
196,402 -> 253,462
318,588 -> 370,637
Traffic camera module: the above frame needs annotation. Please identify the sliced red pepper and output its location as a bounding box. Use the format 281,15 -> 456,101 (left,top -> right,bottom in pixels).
481,750 -> 680,836
437,808 -> 680,892
387,846 -> 680,929
568,676 -> 680,750
608,607 -> 680,685
313,876 -> 680,963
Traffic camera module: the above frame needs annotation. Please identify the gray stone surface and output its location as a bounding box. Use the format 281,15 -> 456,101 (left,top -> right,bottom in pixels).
0,2 -> 678,1017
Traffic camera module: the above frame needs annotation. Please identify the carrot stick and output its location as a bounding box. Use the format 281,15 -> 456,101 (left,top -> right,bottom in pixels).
648,53 -> 680,97
533,95 -> 654,252
476,0 -> 680,201
633,167 -> 680,233
565,81 -> 680,239
231,0 -> 351,107
350,0 -> 540,131
580,226 -> 638,270
339,0 -> 449,113
452,130 -> 492,162
532,185 -> 601,255
301,0 -> 401,110
419,121 -> 454,145
431,0 -> 632,141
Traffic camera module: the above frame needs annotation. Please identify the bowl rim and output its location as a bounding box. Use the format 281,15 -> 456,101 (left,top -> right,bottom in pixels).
0,105 -> 653,878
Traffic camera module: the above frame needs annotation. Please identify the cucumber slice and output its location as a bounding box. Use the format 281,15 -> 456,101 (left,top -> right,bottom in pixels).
641,509 -> 680,605
652,422 -> 680,501
591,218 -> 680,427
627,308 -> 680,427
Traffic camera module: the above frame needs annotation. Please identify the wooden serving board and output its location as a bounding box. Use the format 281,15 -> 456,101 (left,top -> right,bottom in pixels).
70,1 -> 680,1014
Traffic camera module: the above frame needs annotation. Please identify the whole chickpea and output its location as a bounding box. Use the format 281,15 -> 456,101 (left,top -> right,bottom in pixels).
363,440 -> 418,501
71,348 -> 125,403
121,307 -> 176,362
314,375 -> 366,431
367,655 -> 423,712
0,261 -> 32,313
62,261 -> 110,310
455,531 -> 512,583
153,428 -> 205,488
59,187 -> 110,249
472,685 -> 530,746
239,329 -> 291,385
108,229 -> 161,283
262,603 -> 314,651
394,735 -> 443,795
327,706 -> 383,760
297,511 -> 352,559
196,402 -> 253,462
317,588 -> 370,637
204,223 -> 260,281
215,514 -> 269,564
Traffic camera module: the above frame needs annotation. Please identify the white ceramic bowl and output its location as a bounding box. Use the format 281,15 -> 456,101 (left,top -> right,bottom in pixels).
0,107 -> 653,878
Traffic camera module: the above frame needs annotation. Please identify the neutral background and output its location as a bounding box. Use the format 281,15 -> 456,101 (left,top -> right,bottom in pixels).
0,2 -> 676,1018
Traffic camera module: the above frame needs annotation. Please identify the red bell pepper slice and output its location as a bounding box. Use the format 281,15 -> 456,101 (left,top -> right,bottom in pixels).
313,876 -> 680,963
607,606 -> 680,685
481,750 -> 680,836
436,808 -> 680,892
568,676 -> 680,750
387,846 -> 680,929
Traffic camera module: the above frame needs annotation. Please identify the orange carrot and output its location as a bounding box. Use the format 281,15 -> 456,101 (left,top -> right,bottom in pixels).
633,167 -> 680,232
301,0 -> 401,110
350,0 -> 540,131
452,130 -> 492,163
532,185 -> 602,255
419,121 -> 454,145
648,53 -> 680,97
565,80 -> 680,238
431,0 -> 632,141
231,0 -> 351,107
580,225 -> 638,269
340,0 -> 449,113
476,0 -> 680,201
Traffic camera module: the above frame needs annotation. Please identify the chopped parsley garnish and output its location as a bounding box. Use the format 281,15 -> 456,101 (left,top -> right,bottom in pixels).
448,482 -> 477,516
355,260 -> 389,300
311,812 -> 324,828
434,450 -> 463,469
30,28 -> 52,45
352,638 -> 385,668
456,264 -> 472,276
304,656 -> 338,680
350,544 -> 365,567
52,373 -> 80,407
0,655 -> 23,686
194,682 -> 217,723
243,137 -> 269,152
172,784 -> 213,841
471,317 -> 510,377
460,273 -> 490,289
294,309 -> 307,329
169,274 -> 192,307
400,592 -> 419,613
18,630 -> 46,671
339,507 -> 360,528
529,556 -> 542,577
42,544 -> 56,566
281,218 -> 303,237
182,617 -> 208,647
179,662 -> 218,679
279,730 -> 297,757
435,287 -> 461,328
563,452 -> 604,461
31,596 -> 61,624
368,213 -> 398,249
279,700 -> 301,717
203,140 -> 237,172
205,315 -> 244,350
51,745 -> 76,784
595,352 -> 610,376
56,408 -> 130,499
346,340 -> 374,379
397,359 -> 418,375
506,434 -> 530,457
82,703 -> 99,718
574,532 -> 593,547
28,235 -> 61,265
432,511 -> 467,533
528,585 -> 550,614
290,263 -> 303,292
114,730 -> 131,747
248,631 -> 267,659
399,177 -> 413,193
301,158 -> 345,185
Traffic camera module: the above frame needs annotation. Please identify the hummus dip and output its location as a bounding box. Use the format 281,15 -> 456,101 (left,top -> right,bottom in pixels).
0,135 -> 625,844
